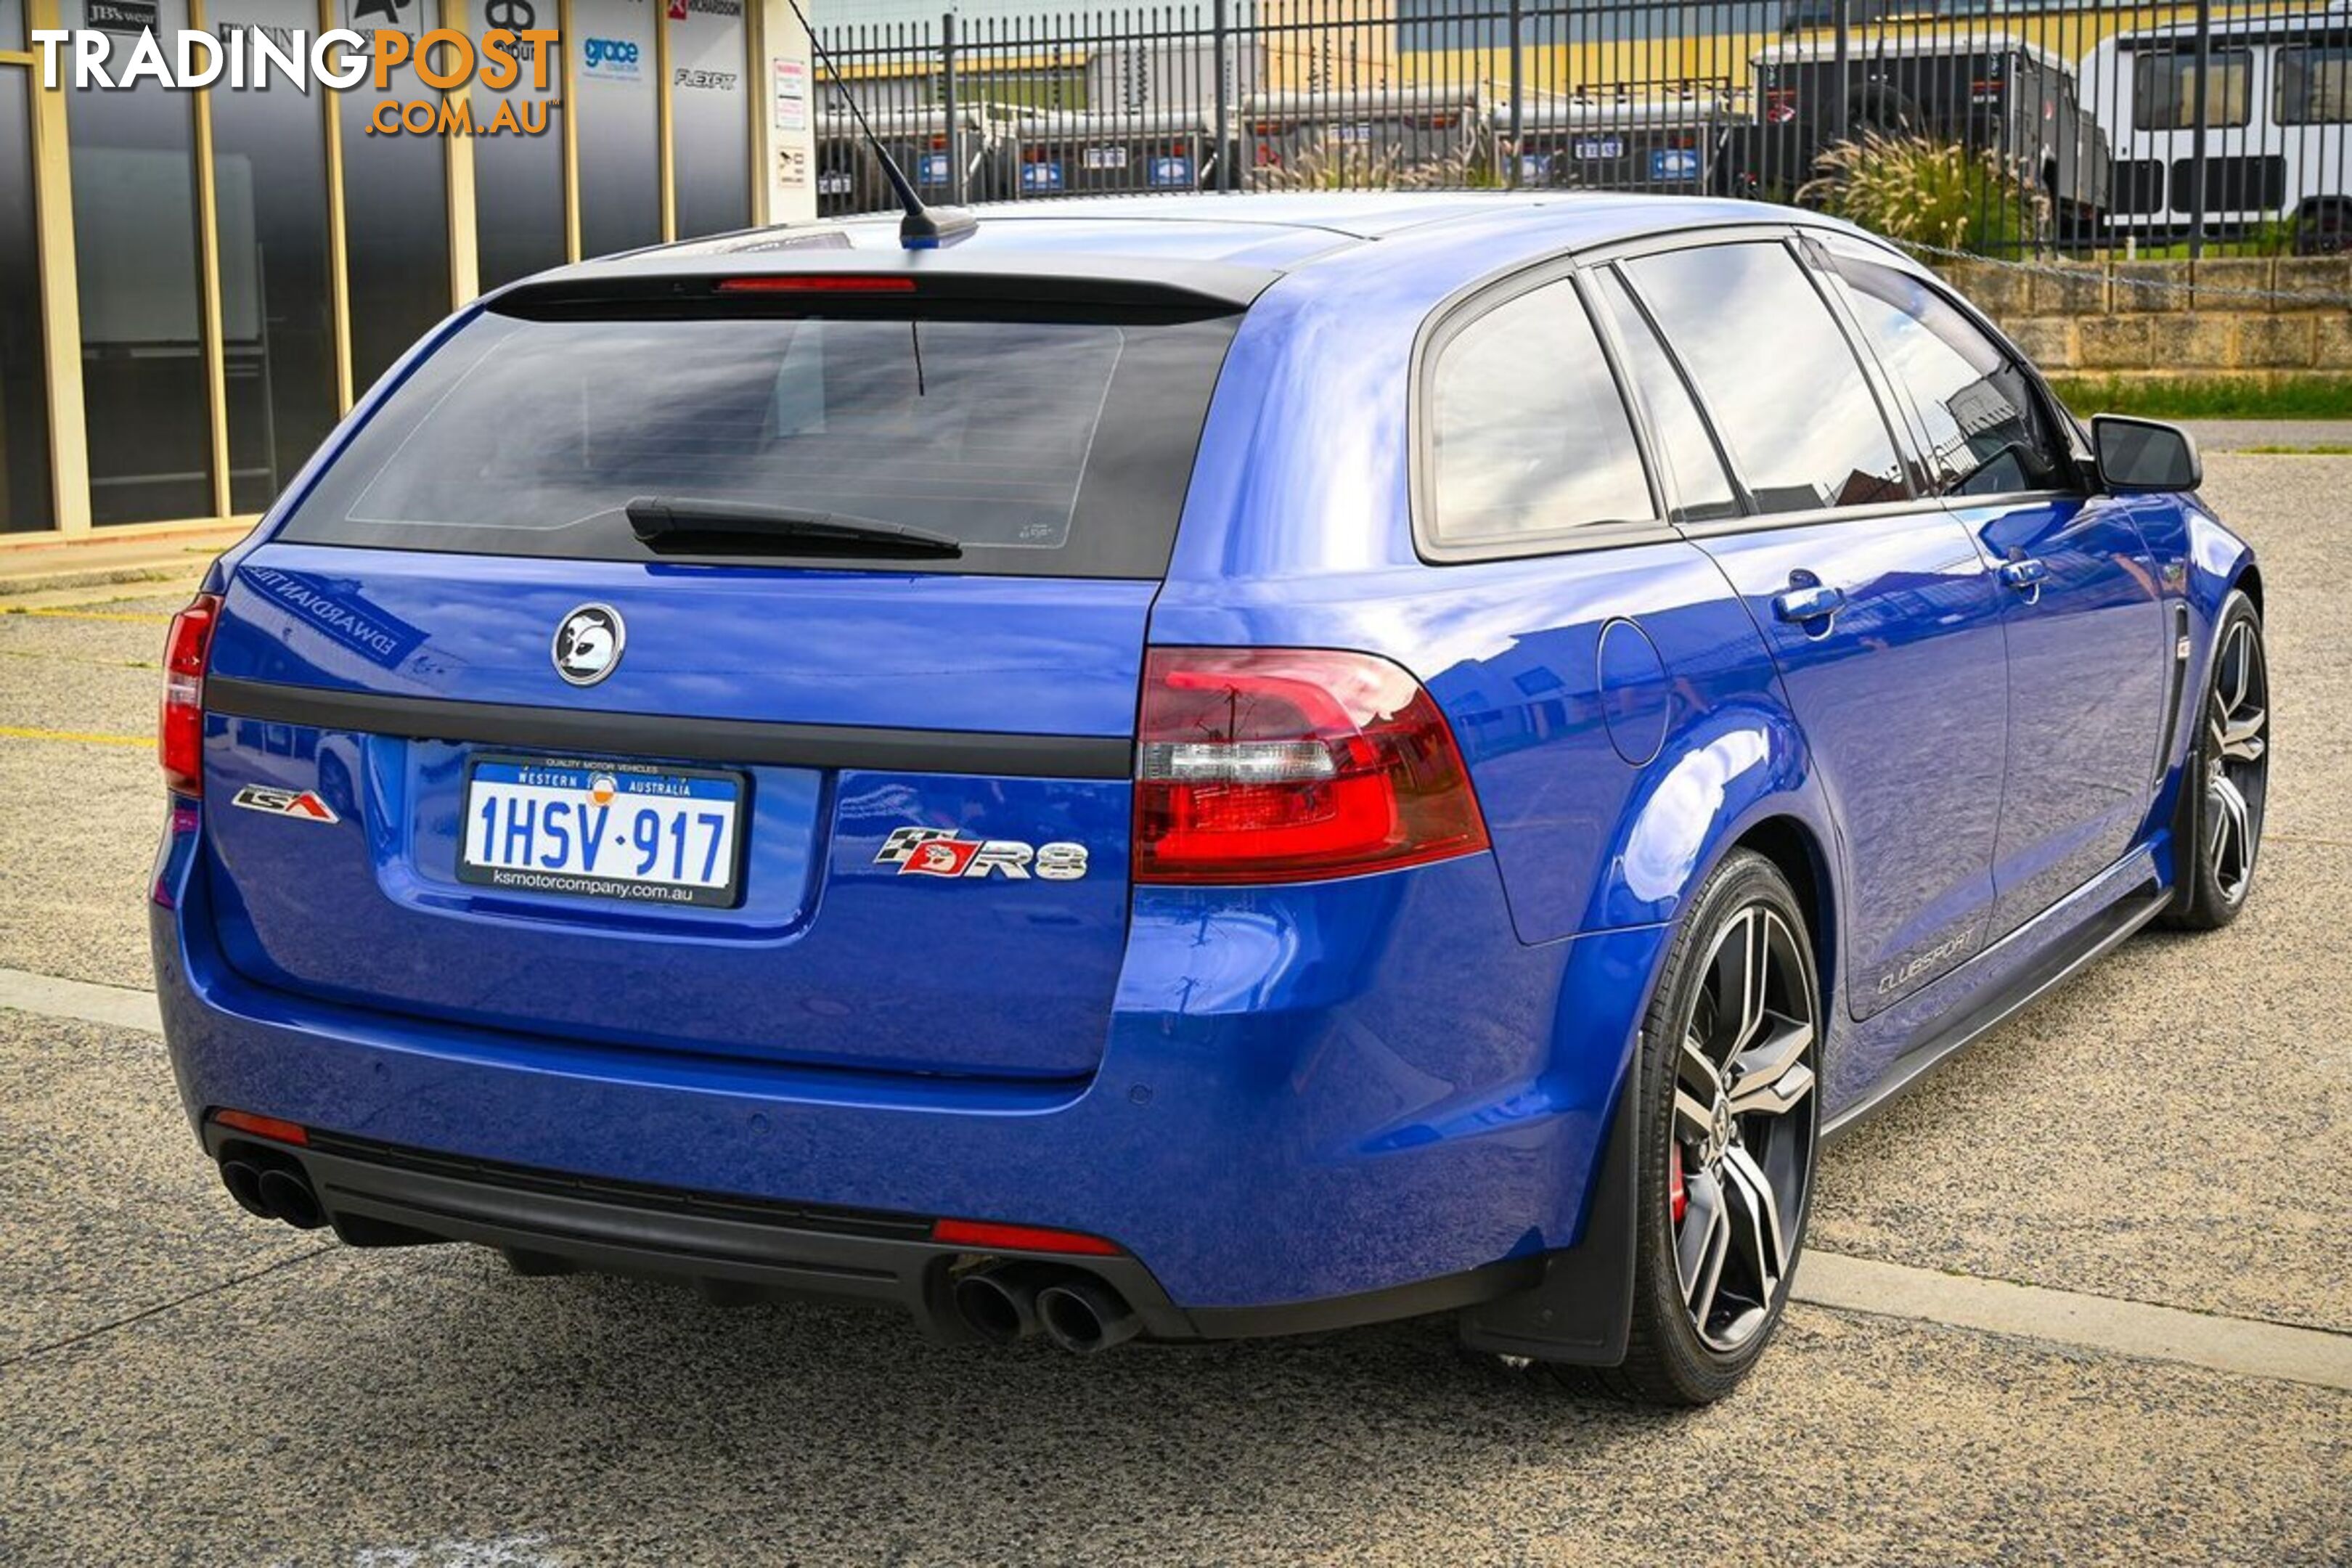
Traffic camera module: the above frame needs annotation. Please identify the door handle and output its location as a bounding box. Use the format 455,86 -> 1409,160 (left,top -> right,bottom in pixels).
1771,583 -> 1845,626
1998,558 -> 2051,592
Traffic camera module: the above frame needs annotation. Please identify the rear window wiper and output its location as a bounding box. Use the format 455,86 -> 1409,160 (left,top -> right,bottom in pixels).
624,497 -> 963,558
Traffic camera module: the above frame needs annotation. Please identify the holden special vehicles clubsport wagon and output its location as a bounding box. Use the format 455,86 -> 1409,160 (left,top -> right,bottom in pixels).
155,193 -> 2265,1404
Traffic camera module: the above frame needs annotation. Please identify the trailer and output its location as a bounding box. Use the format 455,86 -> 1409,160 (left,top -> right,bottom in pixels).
1716,33 -> 2111,240
1242,87 -> 1490,187
1509,94 -> 1733,192
2081,8 -> 2351,252
1002,109 -> 1225,197
812,106 -> 1013,215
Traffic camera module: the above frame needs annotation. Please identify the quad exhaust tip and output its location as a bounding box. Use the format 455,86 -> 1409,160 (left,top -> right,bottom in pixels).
952,1262 -> 1140,1353
1036,1278 -> 1142,1355
219,1157 -> 327,1230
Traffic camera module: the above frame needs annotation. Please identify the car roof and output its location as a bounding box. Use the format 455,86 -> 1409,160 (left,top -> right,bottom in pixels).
531,192 -> 1799,308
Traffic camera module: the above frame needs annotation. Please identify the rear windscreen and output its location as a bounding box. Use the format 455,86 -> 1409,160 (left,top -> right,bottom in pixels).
280,301 -> 1241,578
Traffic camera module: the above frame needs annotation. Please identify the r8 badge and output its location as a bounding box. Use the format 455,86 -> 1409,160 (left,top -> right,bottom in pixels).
875,825 -> 1087,881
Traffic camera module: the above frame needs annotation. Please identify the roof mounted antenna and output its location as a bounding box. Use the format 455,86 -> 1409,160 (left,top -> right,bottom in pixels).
781,0 -> 978,250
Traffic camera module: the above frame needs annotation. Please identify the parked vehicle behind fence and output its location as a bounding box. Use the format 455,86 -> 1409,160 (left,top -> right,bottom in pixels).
1004,109 -> 1226,197
2082,7 -> 2352,252
1244,88 -> 1489,186
815,106 -> 1011,218
1717,34 -> 2112,243
1511,94 -> 1732,192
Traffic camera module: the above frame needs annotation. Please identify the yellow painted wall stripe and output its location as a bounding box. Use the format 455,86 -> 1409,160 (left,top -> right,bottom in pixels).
0,724 -> 149,748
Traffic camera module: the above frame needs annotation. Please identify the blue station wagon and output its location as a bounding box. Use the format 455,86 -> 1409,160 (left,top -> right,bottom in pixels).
153,193 -> 2266,1403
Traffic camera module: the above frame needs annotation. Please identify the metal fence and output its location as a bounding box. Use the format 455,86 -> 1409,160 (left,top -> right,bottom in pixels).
811,1 -> 2352,258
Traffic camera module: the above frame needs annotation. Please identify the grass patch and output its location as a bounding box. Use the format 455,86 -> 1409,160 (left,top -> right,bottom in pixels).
2238,444 -> 2352,454
2048,374 -> 2352,420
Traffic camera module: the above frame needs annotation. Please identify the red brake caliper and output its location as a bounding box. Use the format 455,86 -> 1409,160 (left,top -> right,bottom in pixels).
1670,1153 -> 1689,1225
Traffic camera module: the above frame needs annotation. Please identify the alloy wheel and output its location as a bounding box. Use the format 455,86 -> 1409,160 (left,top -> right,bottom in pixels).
2206,616 -> 2269,905
1671,905 -> 1818,1353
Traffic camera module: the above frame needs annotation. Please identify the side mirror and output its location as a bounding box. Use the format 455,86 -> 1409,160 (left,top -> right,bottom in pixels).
2092,415 -> 2202,494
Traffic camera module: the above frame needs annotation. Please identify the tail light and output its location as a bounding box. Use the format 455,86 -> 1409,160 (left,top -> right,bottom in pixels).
160,592 -> 222,796
1134,648 -> 1489,885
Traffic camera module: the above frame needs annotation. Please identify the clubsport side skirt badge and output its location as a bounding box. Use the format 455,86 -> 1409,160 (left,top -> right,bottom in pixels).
231,785 -> 340,824
875,825 -> 1088,881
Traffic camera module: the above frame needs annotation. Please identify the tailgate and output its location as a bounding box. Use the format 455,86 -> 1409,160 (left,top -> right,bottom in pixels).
200,545 -> 1146,1079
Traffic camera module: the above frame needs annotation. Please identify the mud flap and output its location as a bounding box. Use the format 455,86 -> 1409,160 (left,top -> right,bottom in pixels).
1455,1079 -> 1637,1365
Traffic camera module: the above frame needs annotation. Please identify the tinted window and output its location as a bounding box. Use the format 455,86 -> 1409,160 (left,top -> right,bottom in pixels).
281,306 -> 1239,579
1593,269 -> 1739,523
1828,253 -> 2067,497
1626,242 -> 1906,515
2278,45 -> 2352,126
2133,49 -> 2253,130
1426,277 -> 1654,548
63,0 -> 216,523
340,9 -> 451,393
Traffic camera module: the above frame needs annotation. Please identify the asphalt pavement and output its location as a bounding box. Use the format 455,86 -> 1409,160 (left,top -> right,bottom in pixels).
1,453 -> 2347,1566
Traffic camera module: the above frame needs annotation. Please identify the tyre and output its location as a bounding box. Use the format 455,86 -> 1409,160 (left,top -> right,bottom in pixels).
2164,591 -> 2269,931
1575,849 -> 1823,1405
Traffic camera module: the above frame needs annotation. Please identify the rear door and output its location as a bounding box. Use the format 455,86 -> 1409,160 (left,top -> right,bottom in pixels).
1613,234 -> 2012,1017
197,279 -> 1241,1080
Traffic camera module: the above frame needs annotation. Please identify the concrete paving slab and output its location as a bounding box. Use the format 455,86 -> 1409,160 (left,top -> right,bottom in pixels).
0,524 -> 245,599
0,738 -> 165,990
0,642 -> 158,741
0,1010 -> 324,1361
0,1249 -> 2345,1568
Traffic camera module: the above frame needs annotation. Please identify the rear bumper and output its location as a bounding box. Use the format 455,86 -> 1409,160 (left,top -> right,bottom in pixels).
157,820 -> 1667,1316
203,1120 -> 1549,1340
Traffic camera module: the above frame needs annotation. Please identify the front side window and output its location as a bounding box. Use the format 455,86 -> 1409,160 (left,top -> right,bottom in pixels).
1424,277 -> 1655,550
2133,49 -> 2254,130
1827,252 -> 2069,497
2278,45 -> 2352,126
1625,242 -> 1907,516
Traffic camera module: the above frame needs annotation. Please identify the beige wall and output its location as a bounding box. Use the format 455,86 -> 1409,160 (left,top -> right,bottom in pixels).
1940,258 -> 2352,382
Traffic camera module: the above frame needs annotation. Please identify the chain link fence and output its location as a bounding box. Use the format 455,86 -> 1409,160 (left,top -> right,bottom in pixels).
810,1 -> 2351,259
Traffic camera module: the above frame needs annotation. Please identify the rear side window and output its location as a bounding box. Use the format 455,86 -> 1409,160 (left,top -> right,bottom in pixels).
280,303 -> 1241,579
1625,242 -> 1907,516
1591,269 -> 1740,524
1424,276 -> 1654,551
1826,253 -> 2069,497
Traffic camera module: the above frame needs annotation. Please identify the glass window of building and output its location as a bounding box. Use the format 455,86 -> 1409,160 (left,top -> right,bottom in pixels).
671,0 -> 753,240
210,0 -> 340,514
339,0 -> 452,395
63,0 -> 216,524
0,0 -> 22,49
473,0 -> 568,288
575,0 -> 661,257
0,68 -> 52,532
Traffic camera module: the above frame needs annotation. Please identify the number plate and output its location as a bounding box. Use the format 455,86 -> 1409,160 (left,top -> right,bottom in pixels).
460,756 -> 746,908
1574,136 -> 1625,160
